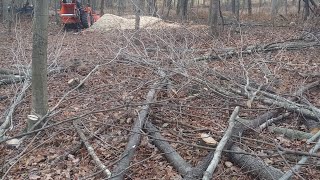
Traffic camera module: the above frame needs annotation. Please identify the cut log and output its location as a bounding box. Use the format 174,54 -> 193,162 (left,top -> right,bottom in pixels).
67,78 -> 81,88
260,97 -> 320,121
73,120 -> 111,178
0,68 -> 22,75
194,40 -> 320,61
111,78 -> 166,180
0,76 -> 25,85
145,122 -> 192,176
230,145 -> 284,179
269,126 -> 313,140
203,106 -> 239,180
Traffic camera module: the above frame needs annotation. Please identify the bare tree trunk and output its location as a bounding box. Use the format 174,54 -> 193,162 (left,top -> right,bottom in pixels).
231,0 -> 235,13
106,0 -> 113,7
0,0 -> 2,17
161,0 -> 166,15
135,0 -> 141,30
209,0 -> 212,22
304,0 -> 310,20
235,0 -> 239,21
292,0 -> 296,5
298,0 -> 301,13
117,0 -> 125,15
92,0 -> 97,10
176,0 -> 181,15
259,0 -> 262,12
271,0 -> 278,23
209,0 -> 219,36
29,0 -> 49,131
147,0 -> 157,16
197,0 -> 200,13
284,0 -> 287,15
2,0 -> 9,23
140,0 -> 145,14
166,0 -> 172,17
247,0 -> 252,15
55,0 -> 60,24
7,0 -> 14,33
190,0 -> 195,7
134,0 -> 141,45
100,0 -> 105,15
180,0 -> 188,20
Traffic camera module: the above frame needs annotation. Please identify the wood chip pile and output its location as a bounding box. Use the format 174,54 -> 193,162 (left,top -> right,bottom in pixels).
90,14 -> 179,31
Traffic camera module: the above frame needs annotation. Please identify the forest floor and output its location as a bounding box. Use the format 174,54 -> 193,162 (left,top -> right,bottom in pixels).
0,11 -> 320,180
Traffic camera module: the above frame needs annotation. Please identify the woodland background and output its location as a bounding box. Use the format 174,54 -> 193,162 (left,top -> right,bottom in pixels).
0,0 -> 320,179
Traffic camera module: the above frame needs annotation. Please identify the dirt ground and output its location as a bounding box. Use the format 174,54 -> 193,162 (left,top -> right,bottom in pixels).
0,10 -> 320,180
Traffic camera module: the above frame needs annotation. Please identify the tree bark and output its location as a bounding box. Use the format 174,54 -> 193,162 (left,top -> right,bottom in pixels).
271,0 -> 278,23
29,0 -> 49,131
304,0 -> 310,20
147,0 -> 157,16
166,0 -> 172,17
176,0 -> 181,15
209,0 -> 219,36
145,122 -> 193,176
54,0 -> 60,24
134,0 -> 141,45
284,0 -> 288,15
106,0 -> 113,8
230,146 -> 284,179
2,0 -> 9,23
247,0 -> 252,16
117,0 -> 125,15
140,0 -> 145,14
111,83 -> 160,180
235,0 -> 239,21
100,0 -> 105,15
231,0 -> 235,13
182,0 -> 188,19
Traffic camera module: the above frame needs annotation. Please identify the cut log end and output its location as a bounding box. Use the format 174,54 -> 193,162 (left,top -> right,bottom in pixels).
68,78 -> 82,88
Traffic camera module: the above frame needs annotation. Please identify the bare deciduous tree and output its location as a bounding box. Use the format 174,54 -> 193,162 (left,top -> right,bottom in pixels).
117,0 -> 125,15
29,0 -> 49,131
271,0 -> 278,22
147,0 -> 157,16
100,0 -> 105,15
247,0 -> 252,16
209,0 -> 219,36
304,0 -> 310,20
235,0 -> 239,21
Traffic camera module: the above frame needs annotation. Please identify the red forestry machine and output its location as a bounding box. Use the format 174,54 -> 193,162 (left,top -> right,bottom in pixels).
59,0 -> 100,29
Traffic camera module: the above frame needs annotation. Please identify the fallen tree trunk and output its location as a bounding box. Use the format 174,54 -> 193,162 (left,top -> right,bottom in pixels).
110,80 -> 165,180
203,106 -> 239,180
269,126 -> 313,140
230,145 -> 284,179
0,68 -> 22,75
194,40 -> 320,61
0,76 -> 25,85
145,122 -> 192,176
0,80 -> 31,140
260,97 -> 320,121
279,131 -> 320,180
73,120 -> 111,178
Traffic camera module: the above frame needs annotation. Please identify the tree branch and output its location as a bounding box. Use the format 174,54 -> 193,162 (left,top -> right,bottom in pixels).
203,106 -> 239,180
73,120 -> 111,178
